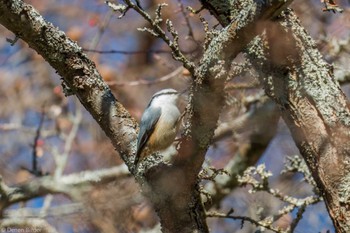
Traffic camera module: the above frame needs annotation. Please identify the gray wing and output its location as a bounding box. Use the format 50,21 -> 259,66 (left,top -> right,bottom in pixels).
135,106 -> 161,165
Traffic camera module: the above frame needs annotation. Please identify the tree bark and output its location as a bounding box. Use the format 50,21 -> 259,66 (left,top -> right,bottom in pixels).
200,1 -> 350,232
2,0 -> 344,232
0,0 -> 138,167
0,165 -> 129,212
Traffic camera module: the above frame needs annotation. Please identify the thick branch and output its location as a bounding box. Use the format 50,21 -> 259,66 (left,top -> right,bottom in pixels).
0,165 -> 129,212
206,98 -> 279,208
0,1 -> 297,232
0,0 -> 138,170
200,1 -> 350,232
144,1 -> 296,232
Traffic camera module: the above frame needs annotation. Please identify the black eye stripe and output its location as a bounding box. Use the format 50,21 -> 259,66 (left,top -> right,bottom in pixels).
151,91 -> 178,100
147,91 -> 178,107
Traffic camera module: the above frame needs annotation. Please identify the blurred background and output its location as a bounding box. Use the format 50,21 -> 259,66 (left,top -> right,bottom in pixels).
0,0 -> 349,232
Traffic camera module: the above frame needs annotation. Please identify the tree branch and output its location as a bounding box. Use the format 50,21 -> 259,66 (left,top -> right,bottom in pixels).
0,165 -> 129,213
0,218 -> 59,233
206,211 -> 283,233
0,0 -> 304,232
205,98 -> 279,208
137,0 -> 297,232
0,0 -> 138,171
200,1 -> 350,232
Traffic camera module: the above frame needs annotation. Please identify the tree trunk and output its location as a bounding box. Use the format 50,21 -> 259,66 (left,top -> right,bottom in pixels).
3,0 -> 349,232
200,1 -> 350,232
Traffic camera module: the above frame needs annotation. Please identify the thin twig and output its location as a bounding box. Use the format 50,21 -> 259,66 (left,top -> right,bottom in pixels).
237,163 -> 322,232
0,123 -> 56,137
82,47 -> 198,55
0,165 -> 130,211
206,211 -> 285,233
39,194 -> 53,217
322,0 -> 343,13
29,106 -> 46,176
177,0 -> 196,42
289,204 -> 307,232
5,35 -> 19,46
117,0 -> 196,75
83,48 -> 172,54
53,99 -> 82,179
107,66 -> 183,86
88,10 -> 114,59
6,203 -> 84,218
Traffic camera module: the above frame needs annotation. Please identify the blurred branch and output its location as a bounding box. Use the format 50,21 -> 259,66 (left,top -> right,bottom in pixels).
0,164 -> 129,214
204,98 -> 279,208
206,211 -> 283,233
213,94 -> 271,141
0,123 -> 28,131
39,195 -> 53,218
0,124 -> 55,137
318,36 -> 350,84
40,99 -> 82,217
177,0 -> 197,43
5,203 -> 84,218
53,99 -> 82,178
27,107 -> 46,176
88,10 -> 113,59
321,0 -> 343,13
336,69 -> 350,85
0,218 -> 58,233
319,36 -> 350,63
82,48 -> 196,55
282,155 -> 317,188
200,0 -> 350,231
82,48 -> 171,54
107,66 -> 184,86
5,35 -> 19,46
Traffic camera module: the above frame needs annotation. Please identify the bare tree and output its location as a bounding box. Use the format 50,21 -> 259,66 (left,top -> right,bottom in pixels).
0,0 -> 349,232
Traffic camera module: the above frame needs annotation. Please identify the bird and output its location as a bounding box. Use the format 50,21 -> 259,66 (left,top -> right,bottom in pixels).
134,88 -> 181,166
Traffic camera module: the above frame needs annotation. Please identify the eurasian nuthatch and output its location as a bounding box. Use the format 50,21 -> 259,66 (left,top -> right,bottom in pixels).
134,88 -> 181,165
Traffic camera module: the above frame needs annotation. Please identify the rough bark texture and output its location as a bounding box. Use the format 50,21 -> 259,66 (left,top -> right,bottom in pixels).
2,0 -> 344,232
0,1 -> 206,232
0,0 -> 138,168
140,1 -> 289,231
0,166 -> 129,212
200,1 -> 350,232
